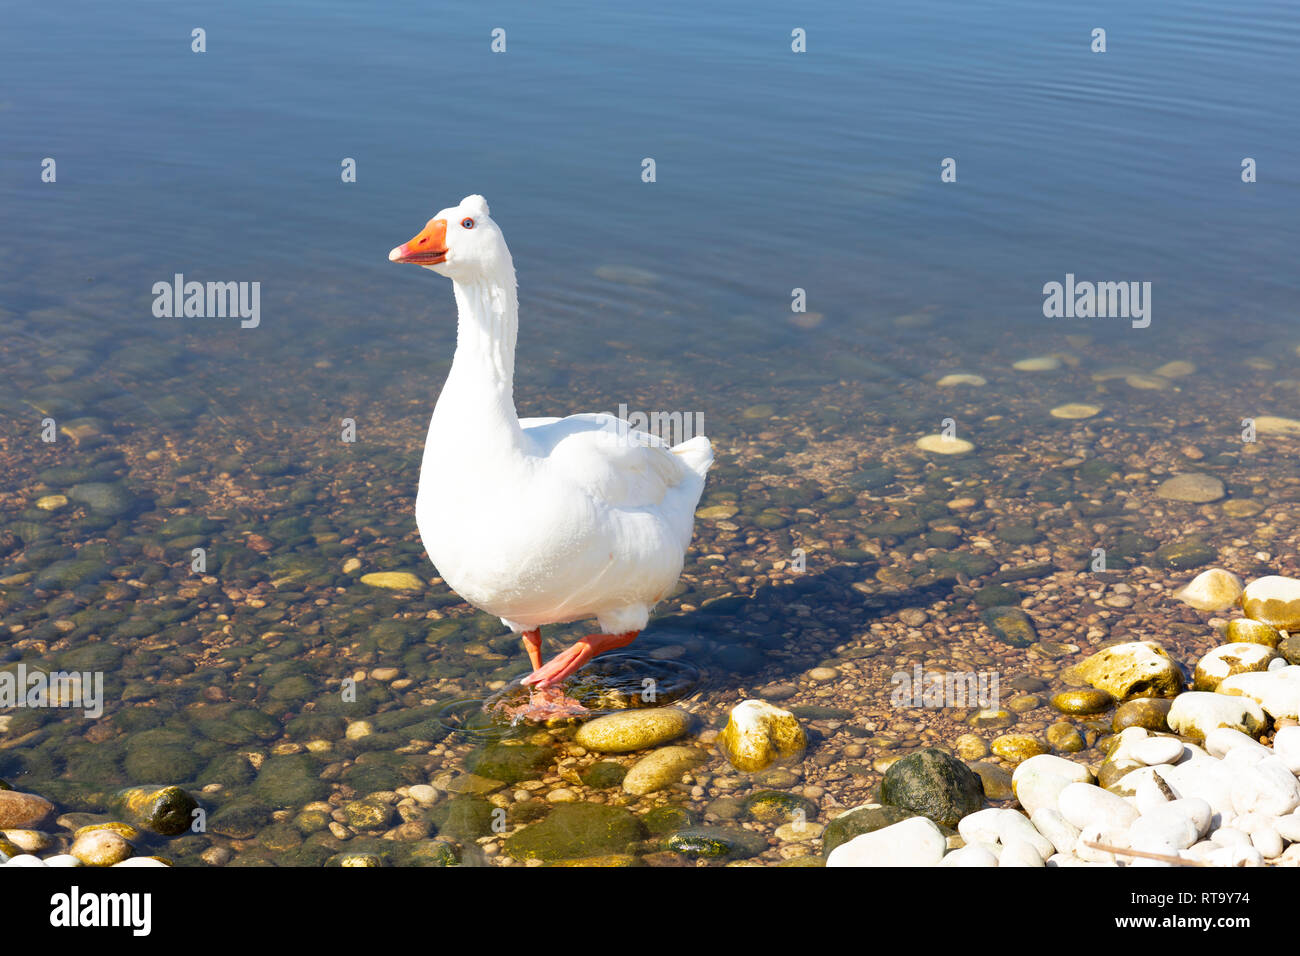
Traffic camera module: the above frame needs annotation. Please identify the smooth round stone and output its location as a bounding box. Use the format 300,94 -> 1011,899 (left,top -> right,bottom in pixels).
1126,736 -> 1185,767
1112,697 -> 1173,733
774,820 -> 823,842
1052,689 -> 1114,716
70,830 -> 132,867
622,746 -> 705,796
42,854 -> 82,867
35,494 -> 68,511
1128,806 -> 1196,853
1174,569 -> 1244,612
1163,760 -> 1236,824
1030,807 -> 1081,856
1013,356 -> 1060,371
1156,473 -> 1225,504
4,854 -> 47,867
1058,782 -> 1139,830
1224,619 -> 1282,648
1,830 -> 51,853
969,709 -> 1014,730
1006,695 -> 1042,714
1050,403 -> 1100,420
1230,758 -> 1300,817
956,807 -> 1007,845
696,504 -> 738,520
1274,813 -> 1300,843
1125,373 -> 1170,390
991,734 -> 1049,763
938,844 -> 998,866
807,666 -> 840,682
1241,576 -> 1300,630
969,762 -> 1014,800
1205,727 -> 1270,759
359,572 -> 424,591
936,373 -> 987,387
1254,416 -> 1300,436
1046,722 -> 1085,753
1168,691 -> 1266,741
1251,827 -> 1284,858
1222,499 -> 1265,518
0,791 -> 55,830
113,857 -> 169,867
1154,360 -> 1196,378
1217,666 -> 1300,720
825,816 -> 946,867
954,734 -> 990,761
1193,643 -> 1278,692
574,707 -> 691,754
1273,726 -> 1300,774
1011,755 -> 1094,816
915,434 -> 974,455
998,837 -> 1046,867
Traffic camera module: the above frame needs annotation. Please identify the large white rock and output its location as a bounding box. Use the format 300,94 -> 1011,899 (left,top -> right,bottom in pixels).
1230,756 -> 1300,817
1058,782 -> 1140,831
996,810 -> 1056,860
1205,844 -> 1264,866
1129,805 -> 1199,850
938,844 -> 999,867
1204,727 -> 1271,759
1174,569 -> 1244,612
826,816 -> 946,867
1030,807 -> 1081,856
1074,823 -> 1130,864
1167,691 -> 1266,740
1252,827 -> 1284,858
1240,575 -> 1300,629
1273,812 -> 1300,843
1193,643 -> 1279,692
1271,726 -> 1300,773
1163,759 -> 1235,827
1217,665 -> 1300,720
1012,754 -> 1094,815
957,807 -> 1006,847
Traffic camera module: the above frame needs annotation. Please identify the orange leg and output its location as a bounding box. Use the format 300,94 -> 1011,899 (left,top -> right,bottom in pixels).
521,629 -> 543,671
522,631 -> 640,689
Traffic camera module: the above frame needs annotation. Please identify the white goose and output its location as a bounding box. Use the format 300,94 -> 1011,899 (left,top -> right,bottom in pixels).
389,195 -> 713,708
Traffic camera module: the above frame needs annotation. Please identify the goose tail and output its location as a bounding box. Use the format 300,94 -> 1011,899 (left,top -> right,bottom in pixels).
671,435 -> 714,479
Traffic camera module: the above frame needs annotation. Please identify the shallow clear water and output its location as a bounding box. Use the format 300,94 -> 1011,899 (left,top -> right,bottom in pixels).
1,1 -> 1299,865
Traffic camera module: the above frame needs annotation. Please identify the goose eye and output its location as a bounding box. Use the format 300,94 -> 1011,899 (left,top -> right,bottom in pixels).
461,218 -> 475,229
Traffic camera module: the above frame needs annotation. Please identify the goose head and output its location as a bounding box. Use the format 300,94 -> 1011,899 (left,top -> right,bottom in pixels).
388,195 -> 510,282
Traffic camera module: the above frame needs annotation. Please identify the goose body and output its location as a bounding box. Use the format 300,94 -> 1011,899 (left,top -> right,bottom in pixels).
391,195 -> 712,690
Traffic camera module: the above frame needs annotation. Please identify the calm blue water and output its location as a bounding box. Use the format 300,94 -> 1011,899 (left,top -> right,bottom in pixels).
2,0 -> 1299,867
4,0 -> 1297,364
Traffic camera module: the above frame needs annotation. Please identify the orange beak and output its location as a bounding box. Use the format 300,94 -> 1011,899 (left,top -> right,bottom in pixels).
389,218 -> 448,265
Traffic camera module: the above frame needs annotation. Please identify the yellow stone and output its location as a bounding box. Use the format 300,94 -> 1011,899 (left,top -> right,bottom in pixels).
936,374 -> 987,387
1050,403 -> 1101,420
915,434 -> 974,455
1254,416 -> 1300,436
360,572 -> 424,591
35,495 -> 68,511
1013,356 -> 1060,371
1153,361 -> 1196,378
697,505 -> 738,520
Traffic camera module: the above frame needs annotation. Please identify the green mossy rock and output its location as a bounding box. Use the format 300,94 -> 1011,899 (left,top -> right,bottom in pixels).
503,803 -> 644,861
879,748 -> 984,826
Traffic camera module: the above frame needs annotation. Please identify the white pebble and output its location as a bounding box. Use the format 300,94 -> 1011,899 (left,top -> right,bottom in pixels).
1075,823 -> 1129,864
826,816 -> 946,867
3,854 -> 47,867
1206,844 -> 1264,866
998,837 -> 1046,867
42,854 -> 81,867
996,810 -> 1056,860
1128,737 -> 1184,767
957,807 -> 1005,847
938,845 -> 998,867
1274,812 -> 1300,844
1030,807 -> 1081,856
1252,827 -> 1284,858
1273,726 -> 1300,774
1204,727 -> 1270,759
1129,807 -> 1198,850
1212,826 -> 1251,847
1058,782 -> 1140,831
1230,757 -> 1300,817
